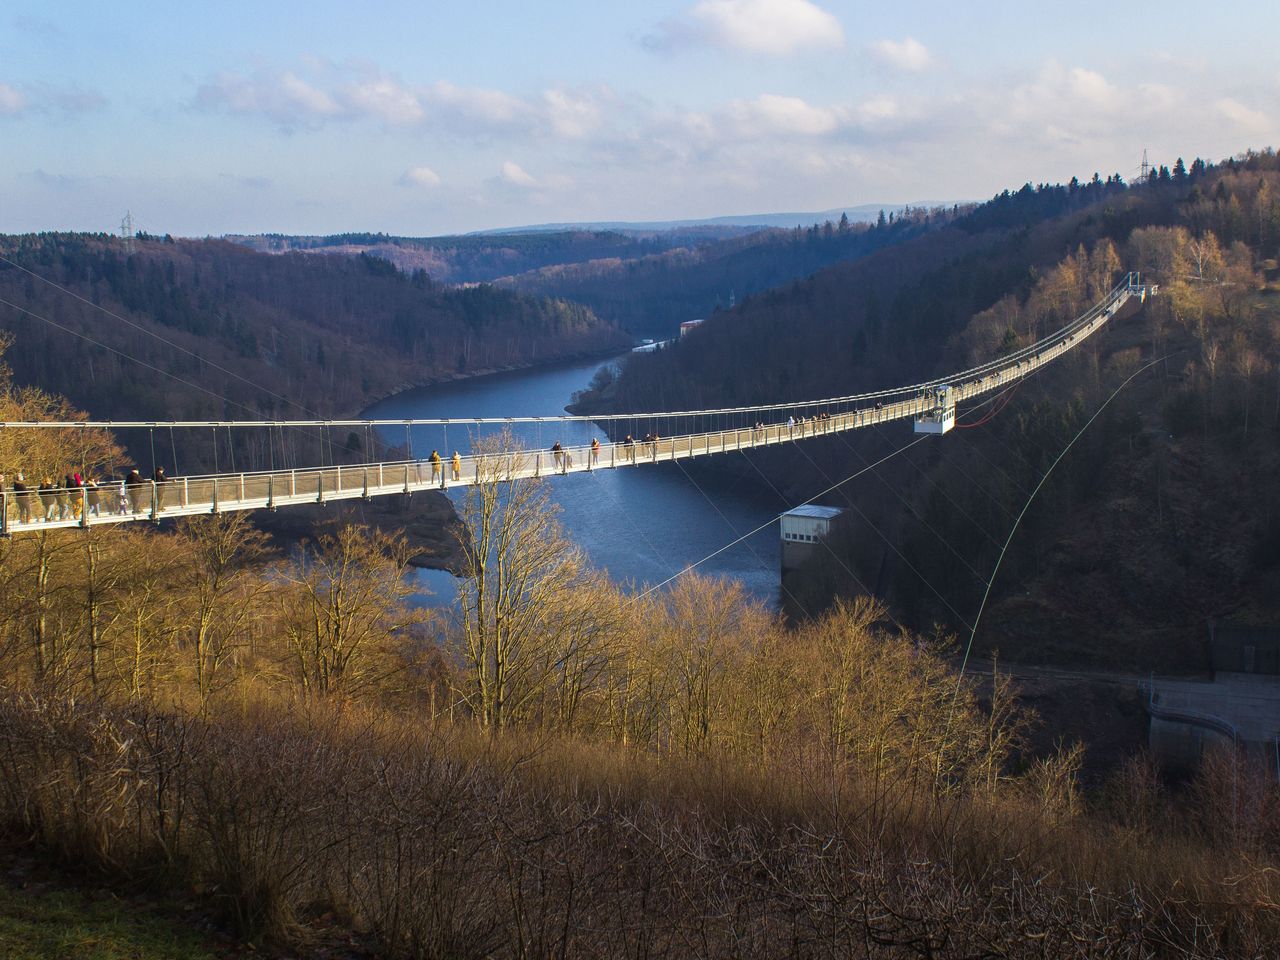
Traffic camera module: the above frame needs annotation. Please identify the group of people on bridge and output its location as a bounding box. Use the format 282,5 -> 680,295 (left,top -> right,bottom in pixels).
427,450 -> 463,483
2,403 -> 881,529
2,467 -> 173,525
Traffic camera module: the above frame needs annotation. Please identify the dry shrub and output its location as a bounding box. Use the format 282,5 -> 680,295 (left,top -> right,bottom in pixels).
2,688 -> 1280,957
183,704 -> 353,940
337,727 -> 502,960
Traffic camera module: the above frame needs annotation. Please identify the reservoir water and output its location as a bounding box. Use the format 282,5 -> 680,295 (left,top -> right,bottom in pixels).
363,355 -> 789,607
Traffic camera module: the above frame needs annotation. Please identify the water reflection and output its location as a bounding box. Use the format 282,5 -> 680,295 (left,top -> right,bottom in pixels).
363,356 -> 789,608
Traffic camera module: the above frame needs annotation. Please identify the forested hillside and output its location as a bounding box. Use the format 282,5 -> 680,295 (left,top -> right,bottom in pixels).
0,234 -> 626,428
229,228 -> 749,284
496,206 -> 966,336
232,210 -> 962,339
604,151 -> 1280,670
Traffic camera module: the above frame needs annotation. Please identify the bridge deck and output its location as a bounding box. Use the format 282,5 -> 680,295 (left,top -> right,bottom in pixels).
0,280 -> 1140,535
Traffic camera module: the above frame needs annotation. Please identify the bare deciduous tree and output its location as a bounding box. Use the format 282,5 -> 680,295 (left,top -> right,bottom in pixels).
453,431 -> 624,731
179,513 -> 271,702
280,523 -> 423,699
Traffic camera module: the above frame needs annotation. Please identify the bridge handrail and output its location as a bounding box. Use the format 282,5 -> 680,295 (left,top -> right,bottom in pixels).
0,275 -> 1145,431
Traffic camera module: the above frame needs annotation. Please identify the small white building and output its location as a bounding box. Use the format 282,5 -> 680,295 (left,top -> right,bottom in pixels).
680,318 -> 705,337
781,504 -> 844,543
780,505 -> 845,579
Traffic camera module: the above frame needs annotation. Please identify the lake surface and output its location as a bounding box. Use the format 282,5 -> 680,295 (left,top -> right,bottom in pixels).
362,356 -> 790,607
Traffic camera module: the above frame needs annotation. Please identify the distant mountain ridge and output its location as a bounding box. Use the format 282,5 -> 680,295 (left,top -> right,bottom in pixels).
472,202 -> 959,235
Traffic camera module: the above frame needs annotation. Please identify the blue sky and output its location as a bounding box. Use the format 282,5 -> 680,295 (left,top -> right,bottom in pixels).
2,0 -> 1278,236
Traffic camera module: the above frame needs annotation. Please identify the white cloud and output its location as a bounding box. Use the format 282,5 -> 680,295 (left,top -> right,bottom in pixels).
1215,97 -> 1271,134
867,38 -> 932,72
1003,60 -> 1126,141
500,161 -> 538,186
728,94 -> 841,136
196,66 -> 529,132
651,0 -> 844,57
428,80 -> 525,125
192,64 -> 633,147
856,96 -> 900,123
543,89 -> 601,139
1137,82 -> 1178,112
346,76 -> 424,125
277,72 -> 341,116
196,69 -> 339,127
0,83 -> 26,115
0,81 -> 101,118
1066,67 -> 1117,106
400,166 -> 442,188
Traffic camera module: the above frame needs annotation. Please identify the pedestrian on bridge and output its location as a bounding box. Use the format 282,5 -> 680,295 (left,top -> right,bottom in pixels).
590,437 -> 600,466
125,468 -> 146,514
429,450 -> 442,482
153,466 -> 168,511
58,474 -> 74,520
551,441 -> 563,467
452,451 -> 462,481
38,477 -> 56,521
10,473 -> 32,524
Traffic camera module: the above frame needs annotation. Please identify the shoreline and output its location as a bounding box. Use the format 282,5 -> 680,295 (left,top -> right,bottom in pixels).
344,344 -> 630,421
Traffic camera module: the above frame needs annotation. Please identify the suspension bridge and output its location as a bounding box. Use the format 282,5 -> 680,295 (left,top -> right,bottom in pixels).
0,274 -> 1153,536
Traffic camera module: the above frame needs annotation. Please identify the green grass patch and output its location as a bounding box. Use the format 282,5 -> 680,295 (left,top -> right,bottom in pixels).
0,878 -> 220,960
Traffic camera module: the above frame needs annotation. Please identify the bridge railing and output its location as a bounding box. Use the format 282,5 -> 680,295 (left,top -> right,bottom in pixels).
0,274 -> 1149,535
0,396 -> 936,535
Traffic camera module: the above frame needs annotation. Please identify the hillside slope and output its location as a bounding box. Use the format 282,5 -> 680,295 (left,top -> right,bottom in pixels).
605,151 -> 1280,671
496,206 -> 965,337
0,234 -> 626,428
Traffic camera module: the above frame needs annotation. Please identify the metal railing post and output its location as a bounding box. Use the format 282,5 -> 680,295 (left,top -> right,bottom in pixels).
267,475 -> 275,509
211,478 -> 220,514
0,491 -> 8,537
80,488 -> 89,529
150,481 -> 159,521
182,477 -> 189,508
362,468 -> 369,499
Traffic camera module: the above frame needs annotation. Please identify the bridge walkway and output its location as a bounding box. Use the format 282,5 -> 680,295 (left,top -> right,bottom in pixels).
0,276 -> 1147,535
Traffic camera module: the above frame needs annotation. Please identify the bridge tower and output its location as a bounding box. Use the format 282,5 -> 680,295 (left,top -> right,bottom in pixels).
913,384 -> 956,435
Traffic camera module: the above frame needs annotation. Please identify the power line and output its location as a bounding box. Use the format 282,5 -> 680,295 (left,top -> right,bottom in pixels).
0,296 -> 260,415
0,251 -> 319,417
955,353 -> 1175,686
634,433 -> 933,601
